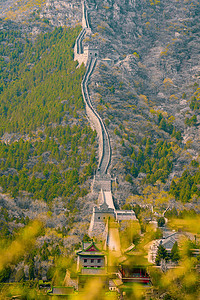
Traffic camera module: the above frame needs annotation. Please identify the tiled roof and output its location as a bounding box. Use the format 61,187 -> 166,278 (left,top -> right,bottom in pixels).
77,251 -> 105,257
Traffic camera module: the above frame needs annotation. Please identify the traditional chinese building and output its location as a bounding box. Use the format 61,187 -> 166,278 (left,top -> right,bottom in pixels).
77,241 -> 107,274
118,263 -> 151,285
117,245 -> 151,286
76,240 -> 108,291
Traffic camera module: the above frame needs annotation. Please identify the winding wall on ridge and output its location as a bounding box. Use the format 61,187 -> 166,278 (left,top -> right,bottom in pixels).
74,1 -> 137,240
74,1 -> 111,189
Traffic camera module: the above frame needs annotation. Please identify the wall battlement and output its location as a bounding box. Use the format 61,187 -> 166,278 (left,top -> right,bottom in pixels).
74,1 -> 111,187
74,1 -> 136,240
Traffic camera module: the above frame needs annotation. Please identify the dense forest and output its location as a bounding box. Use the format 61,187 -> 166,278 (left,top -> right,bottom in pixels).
0,23 -> 85,133
0,21 -> 97,208
0,20 -> 99,287
113,106 -> 200,202
113,117 -> 200,203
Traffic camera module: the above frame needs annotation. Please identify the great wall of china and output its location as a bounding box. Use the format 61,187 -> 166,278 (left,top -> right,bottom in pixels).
74,1 -> 136,238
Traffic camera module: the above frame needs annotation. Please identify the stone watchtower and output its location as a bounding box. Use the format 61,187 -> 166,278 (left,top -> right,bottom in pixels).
84,46 -> 99,60
88,189 -> 115,237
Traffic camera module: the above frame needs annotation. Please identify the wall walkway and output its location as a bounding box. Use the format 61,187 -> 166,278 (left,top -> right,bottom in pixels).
74,1 -> 137,249
74,1 -> 112,199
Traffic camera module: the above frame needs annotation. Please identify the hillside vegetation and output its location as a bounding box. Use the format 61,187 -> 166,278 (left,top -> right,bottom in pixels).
82,0 -> 200,204
0,21 -> 97,208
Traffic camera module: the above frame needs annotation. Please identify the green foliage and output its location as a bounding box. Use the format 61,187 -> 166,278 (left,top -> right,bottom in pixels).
0,23 -> 84,134
190,96 -> 200,111
164,207 -> 178,218
182,92 -> 186,99
15,268 -> 25,282
165,208 -> 198,220
158,113 -> 174,135
151,112 -> 182,141
185,115 -> 197,127
171,241 -> 180,262
0,266 -> 11,282
46,266 -> 55,281
155,244 -> 169,265
190,160 -> 199,168
157,217 -> 165,227
153,228 -> 163,239
82,234 -> 92,242
125,139 -> 174,184
163,294 -> 173,300
109,85 -> 115,93
0,127 -> 96,205
169,170 -> 200,202
171,128 -> 182,141
114,127 -> 121,136
0,25 -> 97,208
178,209 -> 198,219
125,174 -> 133,184
189,85 -> 200,111
133,204 -> 141,218
105,119 -> 110,126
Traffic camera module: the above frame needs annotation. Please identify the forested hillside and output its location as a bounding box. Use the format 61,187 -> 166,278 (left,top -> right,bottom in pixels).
0,17 -> 100,286
82,0 -> 200,205
0,22 -> 97,208
0,20 -> 98,236
0,0 -> 199,297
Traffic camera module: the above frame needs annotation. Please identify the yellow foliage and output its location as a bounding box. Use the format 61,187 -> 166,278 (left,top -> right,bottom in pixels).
150,108 -> 168,117
120,220 -> 141,250
97,104 -> 104,112
5,11 -> 17,20
160,48 -> 169,56
150,109 -> 157,115
163,78 -> 174,86
169,94 -> 178,101
126,195 -> 144,204
168,115 -> 175,122
133,52 -> 140,58
139,94 -> 149,104
184,139 -> 193,150
194,87 -> 200,100
92,33 -> 99,37
168,216 -> 200,234
97,25 -> 106,31
150,0 -> 160,5
149,237 -> 200,298
146,21 -> 150,29
83,37 -> 91,42
0,220 -> 43,271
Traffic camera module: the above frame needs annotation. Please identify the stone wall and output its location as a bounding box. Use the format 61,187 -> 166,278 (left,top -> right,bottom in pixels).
82,1 -> 90,30
74,1 -> 111,180
81,58 -> 104,165
81,268 -> 106,275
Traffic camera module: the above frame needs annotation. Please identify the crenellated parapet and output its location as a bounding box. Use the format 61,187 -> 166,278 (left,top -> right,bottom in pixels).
74,1 -> 111,185
73,2 -> 137,239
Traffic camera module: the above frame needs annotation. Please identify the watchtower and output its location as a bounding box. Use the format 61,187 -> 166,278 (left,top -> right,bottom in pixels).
84,46 -> 99,60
